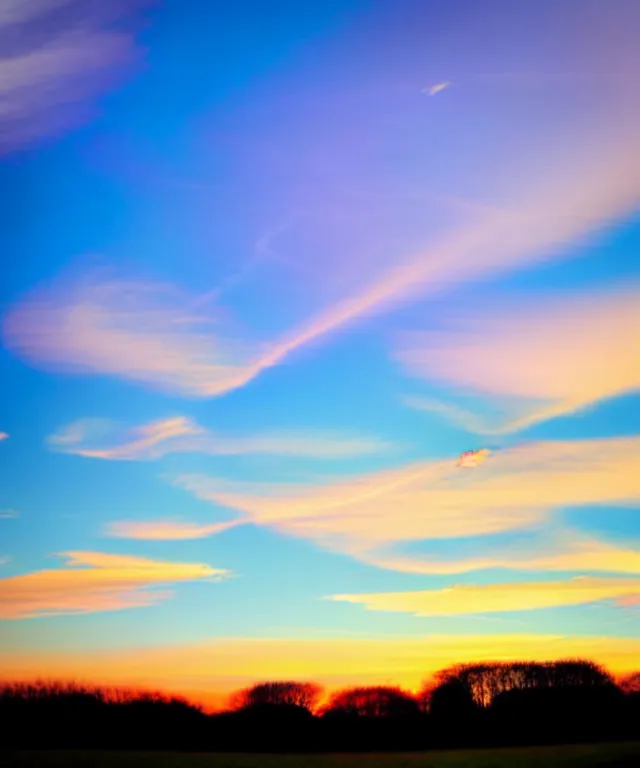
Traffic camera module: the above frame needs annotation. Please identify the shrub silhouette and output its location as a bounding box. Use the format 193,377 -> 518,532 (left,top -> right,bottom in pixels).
1,658 -> 638,752
430,659 -> 614,707
231,680 -> 323,712
321,685 -> 421,719
619,671 -> 640,694
426,678 -> 478,719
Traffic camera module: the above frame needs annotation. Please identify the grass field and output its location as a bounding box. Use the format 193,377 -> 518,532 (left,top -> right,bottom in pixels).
4,742 -> 640,768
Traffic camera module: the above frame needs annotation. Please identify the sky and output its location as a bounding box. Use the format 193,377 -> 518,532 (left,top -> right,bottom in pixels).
1,0 -> 639,710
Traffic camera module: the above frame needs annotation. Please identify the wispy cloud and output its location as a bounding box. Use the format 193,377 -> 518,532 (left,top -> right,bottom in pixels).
4,0 -> 640,396
105,519 -> 240,541
0,509 -> 19,519
48,415 -> 389,460
174,434 -> 640,572
359,533 -> 640,577
422,81 -> 452,96
399,286 -> 640,434
329,577 -> 640,617
5,139 -> 640,397
0,1 -> 144,154
0,551 -> 229,619
0,432 -> 9,441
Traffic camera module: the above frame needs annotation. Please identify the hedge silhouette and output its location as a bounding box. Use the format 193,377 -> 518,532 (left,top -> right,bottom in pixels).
2,658 -> 639,752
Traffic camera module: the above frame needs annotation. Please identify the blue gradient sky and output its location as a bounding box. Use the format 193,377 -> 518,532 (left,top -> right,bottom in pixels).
1,0 -> 639,706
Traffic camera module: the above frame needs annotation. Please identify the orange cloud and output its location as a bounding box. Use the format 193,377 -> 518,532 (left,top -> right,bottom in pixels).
175,434 -> 640,570
0,432 -> 8,441
360,533 -> 640,576
4,634 -> 640,708
49,416 -> 389,460
0,551 -> 229,619
329,576 -> 640,617
105,519 -> 241,541
399,286 -> 640,434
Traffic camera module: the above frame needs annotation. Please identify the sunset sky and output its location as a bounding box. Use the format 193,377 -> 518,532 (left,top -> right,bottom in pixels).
1,0 -> 639,710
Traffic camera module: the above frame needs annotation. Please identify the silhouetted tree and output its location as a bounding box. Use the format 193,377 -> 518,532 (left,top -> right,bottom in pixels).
432,659 -> 615,707
426,678 -> 478,720
1,658 -> 638,753
230,681 -> 323,712
619,671 -> 640,694
321,686 -> 421,720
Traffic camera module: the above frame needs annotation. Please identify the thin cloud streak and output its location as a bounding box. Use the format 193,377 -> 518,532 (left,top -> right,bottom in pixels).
0,1 -> 143,153
48,416 -> 391,460
422,81 -> 452,96
4,139 -> 640,396
329,577 -> 640,617
4,0 -> 640,395
105,519 -> 241,541
360,534 -> 640,576
399,286 -> 640,434
175,434 -> 640,571
0,551 -> 229,619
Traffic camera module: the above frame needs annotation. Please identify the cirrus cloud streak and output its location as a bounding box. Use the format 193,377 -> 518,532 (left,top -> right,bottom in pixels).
400,286 -> 640,434
48,415 -> 390,461
0,551 -> 229,619
174,434 -> 640,571
5,142 -> 640,398
329,576 -> 640,617
0,0 -> 144,154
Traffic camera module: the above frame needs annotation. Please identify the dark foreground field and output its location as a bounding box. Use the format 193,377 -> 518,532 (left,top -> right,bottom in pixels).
4,742 -> 640,768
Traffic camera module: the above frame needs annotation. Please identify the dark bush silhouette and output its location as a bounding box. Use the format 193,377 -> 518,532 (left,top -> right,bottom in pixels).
431,659 -> 615,707
231,680 -> 323,712
426,678 -> 478,718
1,657 -> 638,752
318,686 -> 425,751
321,685 -> 421,720
490,683 -> 626,745
619,671 -> 640,694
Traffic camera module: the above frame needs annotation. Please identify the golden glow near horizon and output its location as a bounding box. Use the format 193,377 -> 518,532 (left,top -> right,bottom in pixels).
3,634 -> 640,711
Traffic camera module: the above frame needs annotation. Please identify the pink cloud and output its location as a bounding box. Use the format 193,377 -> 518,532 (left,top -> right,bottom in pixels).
399,286 -> 640,433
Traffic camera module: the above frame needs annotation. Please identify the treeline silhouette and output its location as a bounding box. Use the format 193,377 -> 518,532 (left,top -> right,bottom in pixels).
2,659 -> 640,752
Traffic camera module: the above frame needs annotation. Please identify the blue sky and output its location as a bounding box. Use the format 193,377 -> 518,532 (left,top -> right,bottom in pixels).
1,0 -> 639,706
